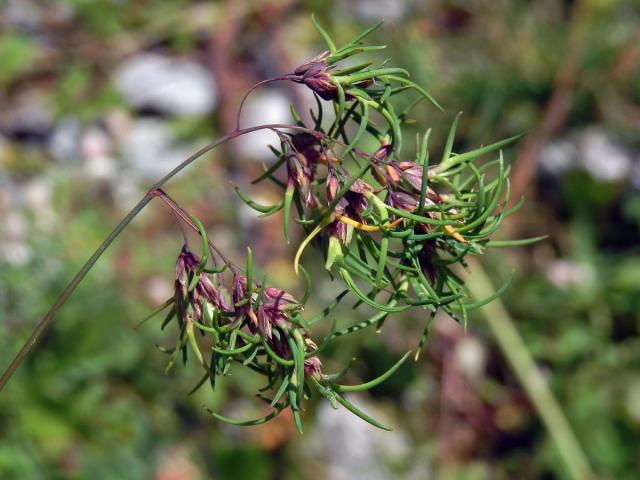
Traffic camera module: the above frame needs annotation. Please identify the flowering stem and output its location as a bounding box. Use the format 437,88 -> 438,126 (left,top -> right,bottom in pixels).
235,75 -> 299,131
0,193 -> 154,393
153,189 -> 237,270
0,123 -> 316,394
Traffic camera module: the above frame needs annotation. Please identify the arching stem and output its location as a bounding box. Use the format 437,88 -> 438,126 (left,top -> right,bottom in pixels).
0,123 -> 318,394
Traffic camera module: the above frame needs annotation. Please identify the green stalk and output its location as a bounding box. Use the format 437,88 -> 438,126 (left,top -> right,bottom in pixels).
463,259 -> 594,480
0,123 -> 317,394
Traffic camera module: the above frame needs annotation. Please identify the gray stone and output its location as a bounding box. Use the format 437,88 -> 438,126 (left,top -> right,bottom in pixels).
235,90 -> 292,161
577,128 -> 631,182
119,118 -> 194,181
306,396 -> 412,480
6,93 -> 53,138
114,53 -> 217,116
48,118 -> 81,162
339,0 -> 408,23
539,139 -> 578,175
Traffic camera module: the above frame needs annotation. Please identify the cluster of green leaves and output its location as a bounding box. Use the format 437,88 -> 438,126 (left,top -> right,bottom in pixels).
238,21 -> 538,352
146,211 -> 412,432
4,2 -> 640,477
150,17 -> 537,431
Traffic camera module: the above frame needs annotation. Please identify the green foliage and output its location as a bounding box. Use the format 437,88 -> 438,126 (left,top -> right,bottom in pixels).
1,1 -> 639,478
148,18 -> 531,433
0,34 -> 37,87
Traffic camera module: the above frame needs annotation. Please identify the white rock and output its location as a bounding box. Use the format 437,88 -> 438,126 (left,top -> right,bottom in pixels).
4,0 -> 42,29
546,259 -> 595,289
112,174 -> 142,211
237,196 -> 269,228
104,108 -> 132,142
3,211 -> 27,240
79,126 -> 117,181
114,53 -> 217,116
8,93 -> 53,137
154,446 -> 202,480
235,90 -> 292,161
539,139 -> 578,175
455,337 -> 487,382
143,276 -> 174,306
577,128 -> 631,182
119,118 -> 194,180
306,396 -> 413,480
80,126 -> 113,159
48,118 -> 81,162
83,155 -> 117,181
0,241 -> 33,266
23,178 -> 55,230
0,211 -> 32,266
338,0 -> 408,23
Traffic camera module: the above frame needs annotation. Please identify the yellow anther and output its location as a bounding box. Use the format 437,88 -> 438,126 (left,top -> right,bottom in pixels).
337,215 -> 403,232
444,225 -> 466,243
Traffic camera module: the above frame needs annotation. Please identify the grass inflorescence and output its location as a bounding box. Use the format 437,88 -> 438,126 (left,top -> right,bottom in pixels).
151,17 -> 538,431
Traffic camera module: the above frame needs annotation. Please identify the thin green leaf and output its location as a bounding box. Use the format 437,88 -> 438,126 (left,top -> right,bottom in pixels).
311,92 -> 324,130
262,338 -> 294,366
251,157 -> 286,185
450,271 -> 514,311
246,246 -> 254,293
342,20 -> 384,48
289,103 -> 306,127
294,221 -> 327,275
382,74 -> 443,112
328,45 -> 387,64
307,290 -> 349,325
437,132 -> 525,173
232,183 -> 283,214
211,342 -> 254,356
441,112 -> 462,165
160,305 -> 177,330
311,14 -> 337,53
292,329 -> 306,402
270,376 -> 290,407
207,402 -> 286,426
298,265 -> 312,304
340,268 -> 410,313
252,275 -> 267,313
417,129 -> 431,214
414,310 -> 436,361
334,351 -> 411,392
485,235 -> 548,248
342,98 -> 369,158
335,81 -> 347,128
188,372 -> 209,396
136,298 -> 174,329
283,181 -> 295,243
333,61 -> 374,76
335,67 -> 409,84
334,393 -> 392,431
191,215 -> 209,272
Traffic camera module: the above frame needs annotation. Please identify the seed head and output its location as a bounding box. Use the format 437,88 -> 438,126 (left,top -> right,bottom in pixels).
174,246 -> 229,325
292,52 -> 338,101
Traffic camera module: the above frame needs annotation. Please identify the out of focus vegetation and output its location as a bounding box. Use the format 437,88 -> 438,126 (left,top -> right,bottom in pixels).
1,1 -> 639,479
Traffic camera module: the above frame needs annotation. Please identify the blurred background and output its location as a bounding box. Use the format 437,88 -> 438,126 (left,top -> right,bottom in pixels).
1,0 -> 639,478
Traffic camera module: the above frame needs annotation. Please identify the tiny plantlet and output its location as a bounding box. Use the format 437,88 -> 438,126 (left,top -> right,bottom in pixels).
0,16 -> 541,433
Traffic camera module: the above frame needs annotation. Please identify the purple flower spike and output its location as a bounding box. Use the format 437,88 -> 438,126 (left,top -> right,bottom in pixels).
304,356 -> 323,378
388,191 -> 419,211
292,52 -> 340,101
174,246 -> 229,325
